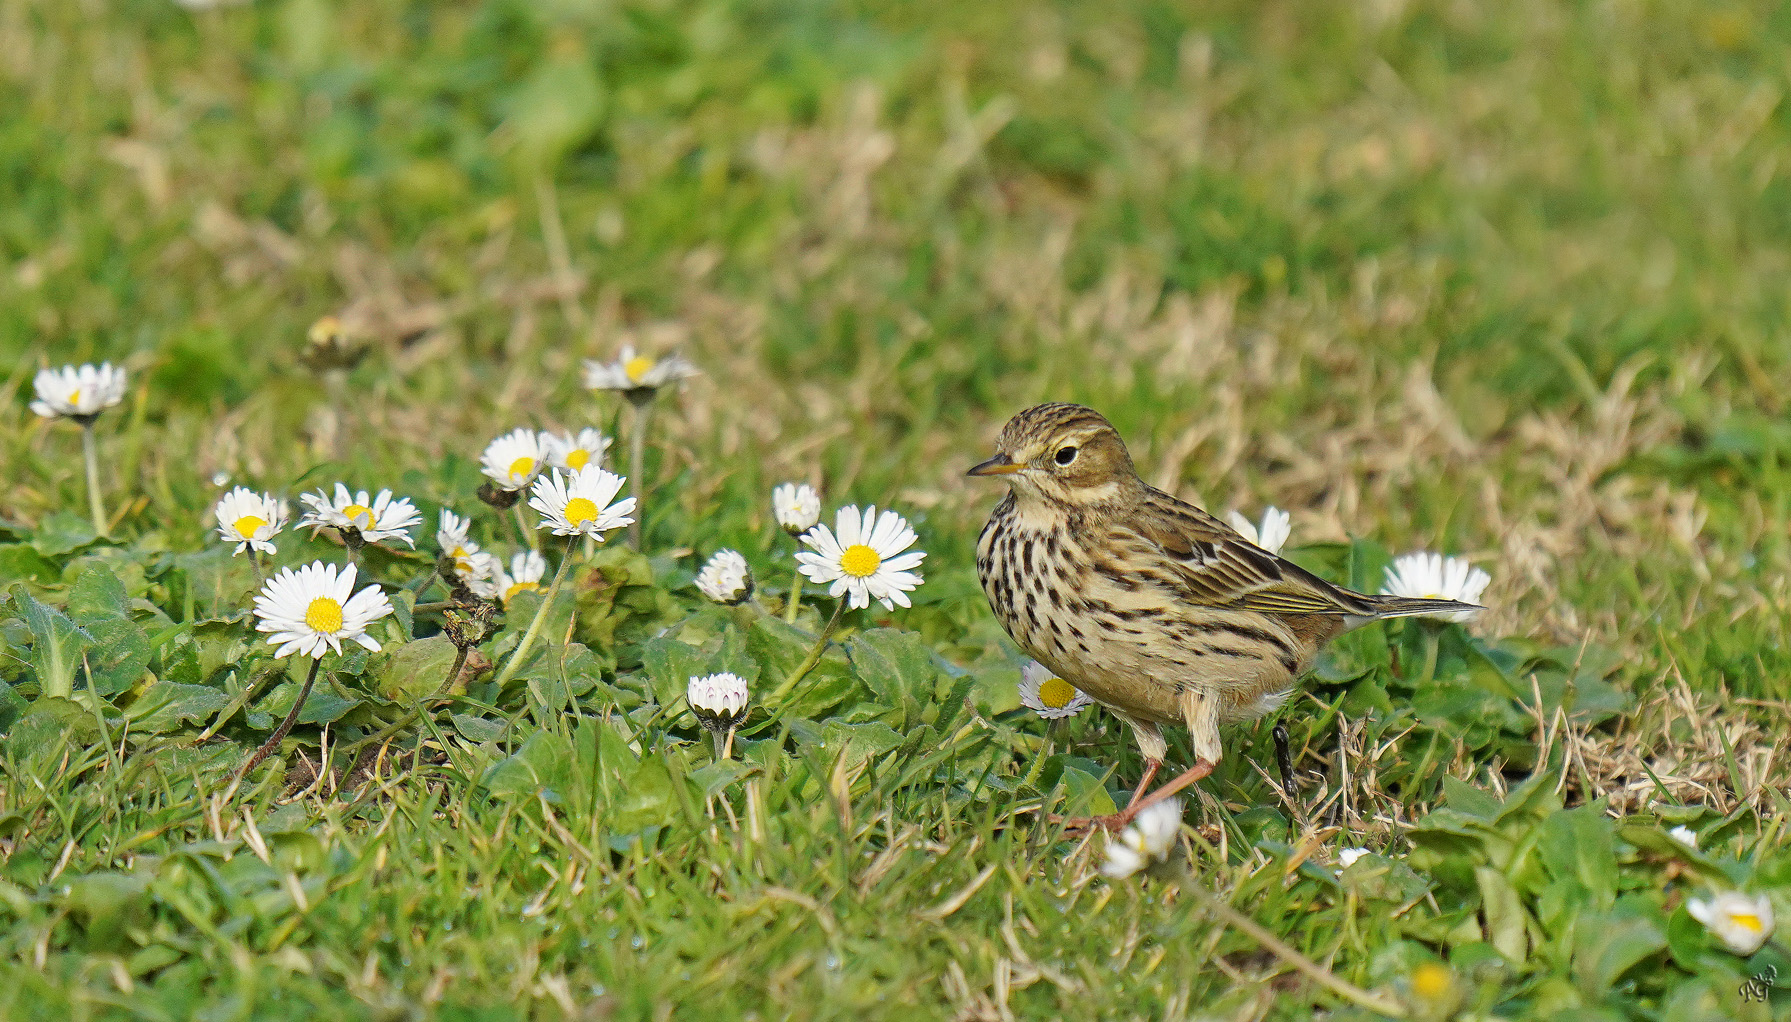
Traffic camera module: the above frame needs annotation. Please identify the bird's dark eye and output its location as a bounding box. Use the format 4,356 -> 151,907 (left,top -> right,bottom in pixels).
1055,446 -> 1079,465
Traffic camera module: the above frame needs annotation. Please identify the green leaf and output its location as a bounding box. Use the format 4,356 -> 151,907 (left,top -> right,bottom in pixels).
5,697 -> 100,759
1573,899 -> 1668,997
370,635 -> 460,701
1444,776 -> 1504,821
1474,865 -> 1530,962
0,544 -> 58,586
847,628 -> 937,730
9,583 -> 93,699
30,510 -> 99,558
0,680 -> 25,732
1054,764 -> 1117,817
60,871 -> 153,953
452,714 -> 509,743
483,730 -> 575,801
123,682 -> 231,734
1538,806 -> 1618,908
67,566 -> 151,696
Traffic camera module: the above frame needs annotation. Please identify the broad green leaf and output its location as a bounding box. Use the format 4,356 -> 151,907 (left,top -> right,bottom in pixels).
1538,806 -> 1618,908
30,510 -> 98,558
59,871 -> 152,952
0,544 -> 59,586
1573,899 -> 1668,997
124,682 -> 230,734
67,566 -> 151,696
1444,776 -> 1504,821
847,628 -> 937,730
5,696 -> 100,759
371,635 -> 460,700
1474,865 -> 1530,962
483,729 -> 575,801
10,584 -> 93,699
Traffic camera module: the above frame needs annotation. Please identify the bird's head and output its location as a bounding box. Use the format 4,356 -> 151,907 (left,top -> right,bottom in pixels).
968,403 -> 1140,506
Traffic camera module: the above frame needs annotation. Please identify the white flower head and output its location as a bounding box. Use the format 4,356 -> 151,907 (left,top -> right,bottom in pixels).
480,427 -> 545,492
492,550 -> 548,606
298,484 -> 421,547
437,510 -> 483,572
461,551 -> 503,601
540,427 -> 613,473
1687,890 -> 1776,956
1337,847 -> 1370,870
214,487 -> 287,556
582,345 -> 699,394
1018,661 -> 1092,719
253,561 -> 394,659
528,467 -> 636,539
772,482 -> 821,535
796,505 -> 925,611
30,362 -> 128,420
1380,551 -> 1489,621
696,549 -> 753,605
1667,825 -> 1699,851
687,672 -> 750,730
1227,506 -> 1292,555
1101,798 -> 1183,879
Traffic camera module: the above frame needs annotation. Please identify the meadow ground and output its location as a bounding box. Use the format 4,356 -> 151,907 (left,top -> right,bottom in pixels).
2,0 -> 1790,1018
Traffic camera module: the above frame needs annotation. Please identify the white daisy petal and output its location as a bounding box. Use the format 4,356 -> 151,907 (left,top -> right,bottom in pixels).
29,362 -> 129,419
480,427 -> 546,492
1687,890 -> 1775,956
213,487 -> 288,556
696,549 -> 754,604
253,560 -> 393,660
1380,551 -> 1489,621
1017,661 -> 1092,719
772,483 -> 821,534
583,345 -> 699,394
797,505 -> 924,611
527,468 -> 635,539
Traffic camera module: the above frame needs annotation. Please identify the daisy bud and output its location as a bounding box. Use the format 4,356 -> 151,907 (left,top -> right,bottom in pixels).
687,673 -> 750,733
477,481 -> 521,510
695,549 -> 754,605
1100,799 -> 1183,879
1687,891 -> 1776,956
772,482 -> 821,535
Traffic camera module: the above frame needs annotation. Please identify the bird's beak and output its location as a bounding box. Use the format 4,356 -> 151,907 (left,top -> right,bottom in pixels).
967,453 -> 1021,477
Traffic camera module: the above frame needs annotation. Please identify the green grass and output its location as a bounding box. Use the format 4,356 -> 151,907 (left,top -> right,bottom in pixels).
2,0 -> 1791,1017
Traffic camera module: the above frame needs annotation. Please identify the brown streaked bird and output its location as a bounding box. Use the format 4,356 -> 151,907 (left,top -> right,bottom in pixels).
969,403 -> 1481,829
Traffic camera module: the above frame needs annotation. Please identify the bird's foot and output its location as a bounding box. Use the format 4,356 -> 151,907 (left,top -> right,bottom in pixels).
1047,759 -> 1215,837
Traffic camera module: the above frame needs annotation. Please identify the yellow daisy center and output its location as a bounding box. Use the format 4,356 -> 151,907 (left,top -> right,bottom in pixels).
1410,963 -> 1453,1000
1730,912 -> 1764,933
508,456 -> 536,480
504,581 -> 540,604
1038,676 -> 1078,709
624,355 -> 656,384
68,388 -> 82,407
563,496 -> 600,528
565,448 -> 591,470
233,515 -> 267,538
304,595 -> 344,633
839,544 -> 882,578
341,503 -> 374,528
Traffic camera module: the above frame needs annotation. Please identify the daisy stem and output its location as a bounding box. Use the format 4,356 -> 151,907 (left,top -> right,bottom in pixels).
234,657 -> 323,788
512,503 -> 538,551
1419,624 -> 1441,685
768,598 -> 846,704
493,543 -> 574,688
627,395 -> 652,550
248,549 -> 266,586
80,422 -> 107,537
783,567 -> 803,624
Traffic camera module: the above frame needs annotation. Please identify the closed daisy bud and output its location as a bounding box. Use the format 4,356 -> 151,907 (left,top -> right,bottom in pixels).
481,428 -> 545,492
687,672 -> 750,732
1687,890 -> 1776,956
30,362 -> 128,421
214,487 -> 288,556
1667,825 -> 1699,850
298,484 -> 421,548
1336,847 -> 1370,870
540,427 -> 613,472
772,483 -> 821,535
583,345 -> 698,396
253,561 -> 393,659
1017,661 -> 1091,719
1380,552 -> 1489,621
796,505 -> 925,611
696,549 -> 753,605
1226,506 -> 1291,555
1101,798 -> 1183,879
528,467 -> 635,539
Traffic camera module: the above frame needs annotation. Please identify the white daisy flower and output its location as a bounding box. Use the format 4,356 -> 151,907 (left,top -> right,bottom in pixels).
1101,799 -> 1183,879
540,427 -> 613,473
492,550 -> 548,606
1687,891 -> 1776,956
1227,506 -> 1292,555
1336,847 -> 1370,870
436,510 -> 483,572
528,468 -> 635,539
213,487 -> 288,556
1380,552 -> 1489,621
461,550 -> 503,601
696,549 -> 753,605
1017,661 -> 1092,719
30,362 -> 128,420
772,482 -> 821,535
796,505 -> 925,611
582,345 -> 699,394
480,427 -> 545,492
253,561 -> 394,659
1667,825 -> 1699,850
687,672 -> 750,730
298,484 -> 421,547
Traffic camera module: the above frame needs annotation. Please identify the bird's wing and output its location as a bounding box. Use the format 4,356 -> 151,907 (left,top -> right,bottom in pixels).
1106,492 -> 1375,616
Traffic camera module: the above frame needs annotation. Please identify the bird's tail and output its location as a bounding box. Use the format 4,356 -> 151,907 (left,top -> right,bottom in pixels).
1342,594 -> 1481,630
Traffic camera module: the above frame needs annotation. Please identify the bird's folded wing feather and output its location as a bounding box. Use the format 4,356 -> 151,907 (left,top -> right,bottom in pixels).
1112,498 -> 1373,616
